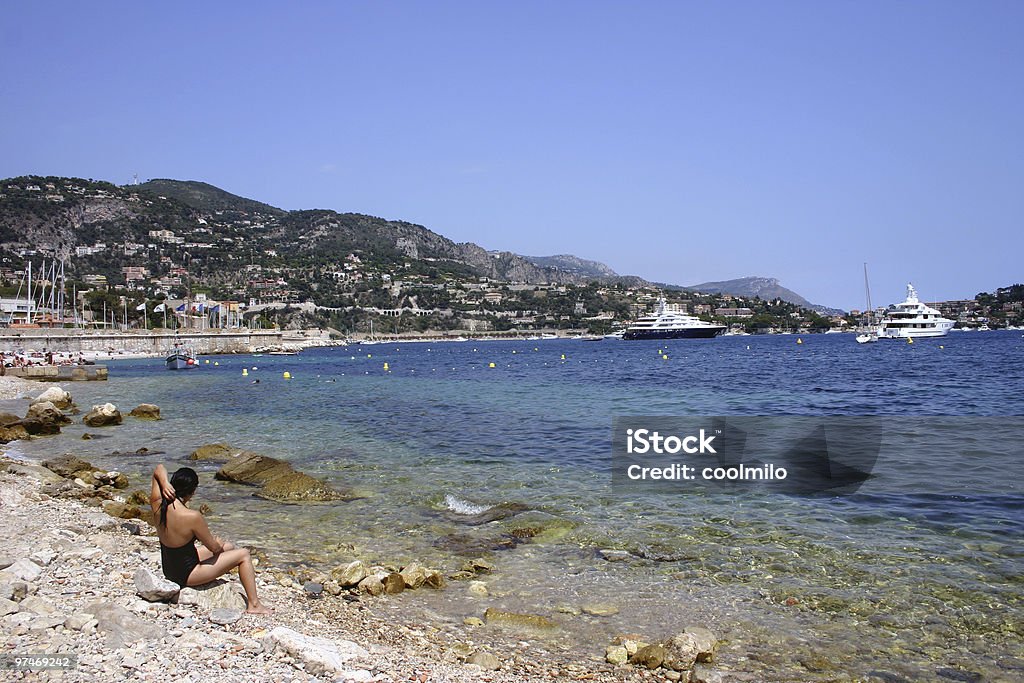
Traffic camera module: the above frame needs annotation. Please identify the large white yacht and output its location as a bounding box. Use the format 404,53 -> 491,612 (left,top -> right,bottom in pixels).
623,298 -> 726,340
877,284 -> 954,339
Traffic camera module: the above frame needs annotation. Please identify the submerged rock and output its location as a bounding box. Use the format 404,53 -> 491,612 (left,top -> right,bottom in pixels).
483,608 -> 557,631
83,403 -> 123,427
128,404 -> 161,420
189,443 -> 239,461
215,450 -> 350,502
450,502 -> 531,526
630,644 -> 667,669
0,424 -> 29,443
466,651 -> 501,670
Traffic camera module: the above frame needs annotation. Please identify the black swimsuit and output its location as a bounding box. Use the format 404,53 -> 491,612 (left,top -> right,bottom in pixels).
160,537 -> 199,588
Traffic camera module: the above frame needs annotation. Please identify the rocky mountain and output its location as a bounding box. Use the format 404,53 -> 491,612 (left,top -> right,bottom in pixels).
136,179 -> 286,217
523,254 -> 619,279
681,276 -> 842,315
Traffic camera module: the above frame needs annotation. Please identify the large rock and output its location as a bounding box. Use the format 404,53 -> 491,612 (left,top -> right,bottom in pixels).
128,404 -> 161,420
19,417 -> 61,436
382,572 -> 405,595
176,580 -> 247,611
83,403 -> 123,427
0,558 -> 43,583
5,462 -> 63,484
331,560 -> 367,588
85,601 -> 164,648
215,450 -> 348,502
0,412 -> 22,426
134,568 -> 180,602
483,608 -> 557,631
357,575 -> 384,596
26,401 -> 72,425
32,387 -> 72,409
189,443 -> 239,462
41,454 -> 95,479
264,626 -> 370,676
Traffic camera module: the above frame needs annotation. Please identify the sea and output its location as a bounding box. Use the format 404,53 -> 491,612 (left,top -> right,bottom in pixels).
6,331 -> 1023,681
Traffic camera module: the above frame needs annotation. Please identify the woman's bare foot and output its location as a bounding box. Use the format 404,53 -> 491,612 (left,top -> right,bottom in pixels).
246,602 -> 273,615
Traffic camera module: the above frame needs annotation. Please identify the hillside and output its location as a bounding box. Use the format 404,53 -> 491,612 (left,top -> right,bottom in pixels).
136,179 -> 285,216
683,276 -> 843,315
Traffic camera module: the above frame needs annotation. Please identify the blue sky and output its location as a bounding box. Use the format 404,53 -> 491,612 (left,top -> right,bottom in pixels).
2,1 -> 1021,309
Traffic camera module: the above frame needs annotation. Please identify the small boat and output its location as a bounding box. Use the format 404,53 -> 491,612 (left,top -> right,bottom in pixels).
166,341 -> 197,370
856,263 -> 878,344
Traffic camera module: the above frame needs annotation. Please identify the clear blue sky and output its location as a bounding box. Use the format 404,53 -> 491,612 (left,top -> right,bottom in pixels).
3,1 -> 1022,309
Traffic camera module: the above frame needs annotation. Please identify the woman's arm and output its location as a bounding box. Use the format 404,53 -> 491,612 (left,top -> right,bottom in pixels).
149,464 -> 175,514
191,513 -> 225,555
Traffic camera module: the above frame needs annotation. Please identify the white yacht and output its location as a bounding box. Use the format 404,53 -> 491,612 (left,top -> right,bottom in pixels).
622,298 -> 726,340
877,284 -> 954,339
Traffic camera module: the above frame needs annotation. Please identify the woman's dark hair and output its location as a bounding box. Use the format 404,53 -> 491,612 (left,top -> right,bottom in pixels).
159,467 -> 199,527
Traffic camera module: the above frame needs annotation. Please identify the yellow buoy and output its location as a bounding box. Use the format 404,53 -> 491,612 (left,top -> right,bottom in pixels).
797,338 -> 803,344
204,359 -> 209,364
383,362 -> 389,371
367,354 -> 372,358
560,354 -> 566,360
662,354 -> 669,360
242,369 -> 248,376
939,345 -> 944,349
488,362 -> 496,368
214,361 -> 219,366
512,350 -> 516,354
907,337 -> 914,344
283,371 -> 291,379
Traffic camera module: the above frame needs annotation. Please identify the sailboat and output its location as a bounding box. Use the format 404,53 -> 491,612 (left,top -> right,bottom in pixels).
855,263 -> 878,344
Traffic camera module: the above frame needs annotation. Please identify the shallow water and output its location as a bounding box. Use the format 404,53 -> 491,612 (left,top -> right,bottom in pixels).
8,331 -> 1024,680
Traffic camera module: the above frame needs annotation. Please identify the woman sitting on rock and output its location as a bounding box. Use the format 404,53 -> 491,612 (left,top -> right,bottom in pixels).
150,464 -> 272,614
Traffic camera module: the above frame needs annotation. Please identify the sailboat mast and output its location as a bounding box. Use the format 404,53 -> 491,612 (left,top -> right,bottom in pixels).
863,263 -> 873,323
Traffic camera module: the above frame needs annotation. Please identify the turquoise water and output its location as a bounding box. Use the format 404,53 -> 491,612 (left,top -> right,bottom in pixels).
8,332 -> 1024,680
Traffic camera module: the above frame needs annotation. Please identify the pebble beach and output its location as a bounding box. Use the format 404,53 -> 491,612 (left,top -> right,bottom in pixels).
0,374 -> 725,683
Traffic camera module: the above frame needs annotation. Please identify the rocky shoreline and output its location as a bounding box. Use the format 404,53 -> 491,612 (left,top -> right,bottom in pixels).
0,375 -> 731,683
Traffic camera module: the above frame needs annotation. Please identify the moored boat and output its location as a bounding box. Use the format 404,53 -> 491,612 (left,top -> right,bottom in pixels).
877,284 -> 954,339
622,298 -> 725,340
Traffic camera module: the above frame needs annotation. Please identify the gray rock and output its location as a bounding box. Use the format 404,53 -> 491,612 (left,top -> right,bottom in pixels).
0,597 -> 19,616
209,608 -> 243,625
605,645 -> 628,665
0,558 -> 13,571
0,558 -> 42,582
598,549 -> 635,562
684,625 -> 718,662
134,568 -> 181,602
330,560 -> 367,588
175,580 -> 246,611
85,601 -> 164,648
18,595 -> 55,615
29,549 -> 57,567
303,581 -> 323,596
466,651 -> 501,670
264,626 -> 369,676
28,615 -> 65,631
64,613 -> 97,631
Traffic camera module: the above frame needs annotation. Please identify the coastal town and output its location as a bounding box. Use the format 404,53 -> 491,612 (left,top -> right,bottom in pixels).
2,177 -> 1021,343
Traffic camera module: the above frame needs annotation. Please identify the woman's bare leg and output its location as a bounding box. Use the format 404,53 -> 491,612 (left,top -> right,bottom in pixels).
186,548 -> 271,614
197,540 -> 236,562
